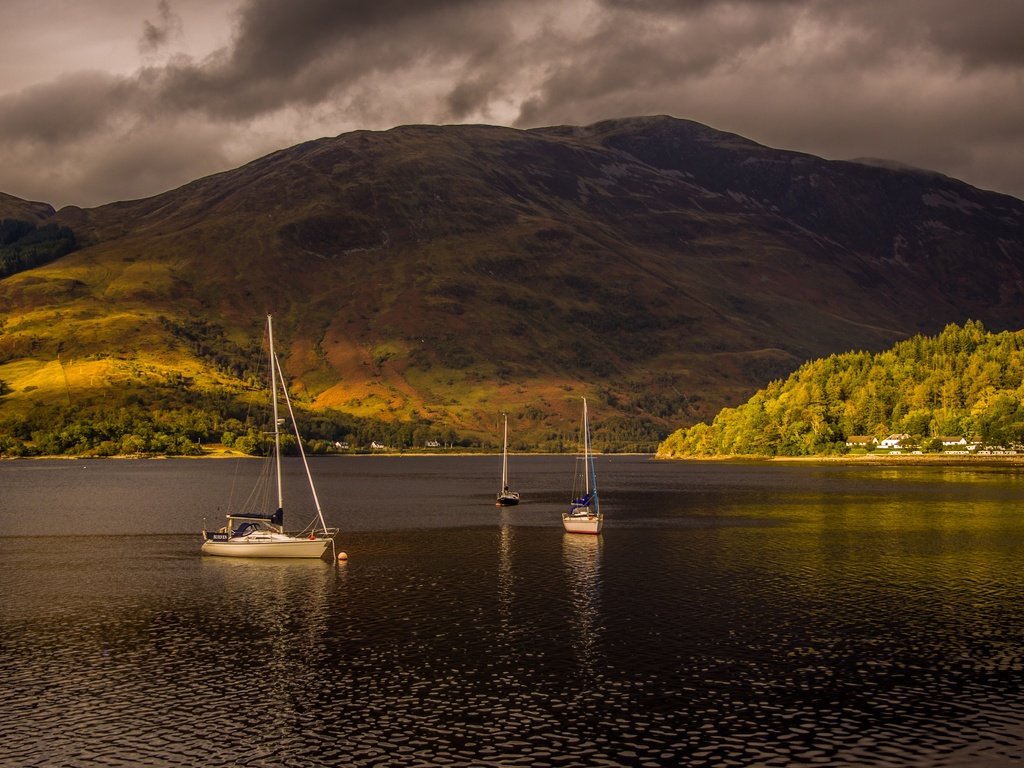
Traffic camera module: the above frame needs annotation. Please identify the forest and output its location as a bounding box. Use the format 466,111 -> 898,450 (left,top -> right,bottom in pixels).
0,219 -> 77,278
658,321 -> 1024,458
0,398 -> 475,459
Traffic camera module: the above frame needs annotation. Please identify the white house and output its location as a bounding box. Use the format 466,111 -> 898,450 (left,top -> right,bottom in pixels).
879,433 -> 911,449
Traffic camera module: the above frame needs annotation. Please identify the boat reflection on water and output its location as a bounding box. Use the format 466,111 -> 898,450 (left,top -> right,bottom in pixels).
199,557 -> 335,671
498,513 -> 515,630
562,532 -> 603,667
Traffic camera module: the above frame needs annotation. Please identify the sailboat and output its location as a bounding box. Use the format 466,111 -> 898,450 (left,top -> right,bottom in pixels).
201,315 -> 339,559
495,413 -> 520,506
562,397 -> 603,535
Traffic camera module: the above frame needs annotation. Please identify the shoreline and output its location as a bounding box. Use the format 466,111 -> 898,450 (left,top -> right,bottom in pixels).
772,453 -> 1024,466
5,449 -> 658,461
659,452 -> 1024,466
7,450 -> 1023,465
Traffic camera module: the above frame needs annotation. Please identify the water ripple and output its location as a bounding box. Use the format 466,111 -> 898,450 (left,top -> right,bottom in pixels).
4,459 -> 1024,765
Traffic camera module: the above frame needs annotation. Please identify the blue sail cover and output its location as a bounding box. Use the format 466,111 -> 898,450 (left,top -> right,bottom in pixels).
231,521 -> 260,538
570,492 -> 593,511
230,508 -> 284,525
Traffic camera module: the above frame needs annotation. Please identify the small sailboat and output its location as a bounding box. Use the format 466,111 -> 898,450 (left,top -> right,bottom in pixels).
496,413 -> 520,506
202,315 -> 339,559
562,397 -> 603,535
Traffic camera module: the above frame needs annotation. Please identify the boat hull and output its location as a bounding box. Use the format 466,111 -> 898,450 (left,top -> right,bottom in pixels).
562,512 -> 603,535
201,535 -> 333,559
496,493 -> 520,507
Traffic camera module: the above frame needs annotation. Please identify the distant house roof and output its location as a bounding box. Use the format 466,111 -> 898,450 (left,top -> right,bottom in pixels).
879,433 -> 911,447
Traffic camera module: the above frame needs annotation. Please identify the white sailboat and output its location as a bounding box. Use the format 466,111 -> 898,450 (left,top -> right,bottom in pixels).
496,413 -> 520,507
562,397 -> 603,535
202,315 -> 339,559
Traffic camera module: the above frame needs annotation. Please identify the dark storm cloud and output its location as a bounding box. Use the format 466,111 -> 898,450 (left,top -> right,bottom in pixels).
514,0 -> 1024,114
515,2 -> 800,125
140,0 -> 183,54
226,0 -> 468,78
823,0 -> 1024,70
156,0 -> 519,119
0,72 -> 138,144
597,0 -> 801,9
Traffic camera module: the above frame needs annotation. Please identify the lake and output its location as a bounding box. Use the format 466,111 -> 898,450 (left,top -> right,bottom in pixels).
2,455 -> 1023,766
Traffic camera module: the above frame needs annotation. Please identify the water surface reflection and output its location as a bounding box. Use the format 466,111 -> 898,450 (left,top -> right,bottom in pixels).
2,457 -> 1024,765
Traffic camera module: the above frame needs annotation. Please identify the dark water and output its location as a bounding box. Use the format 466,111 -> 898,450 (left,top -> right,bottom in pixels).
2,455 -> 1024,766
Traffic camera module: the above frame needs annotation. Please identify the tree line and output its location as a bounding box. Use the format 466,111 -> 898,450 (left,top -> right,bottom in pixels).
658,320 -> 1024,458
0,398 -> 664,457
0,219 -> 77,278
0,398 -> 467,458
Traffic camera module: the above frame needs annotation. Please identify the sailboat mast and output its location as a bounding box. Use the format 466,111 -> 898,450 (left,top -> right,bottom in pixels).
589,399 -> 598,514
582,397 -> 590,496
267,314 -> 284,512
501,414 -> 509,489
582,396 -> 598,513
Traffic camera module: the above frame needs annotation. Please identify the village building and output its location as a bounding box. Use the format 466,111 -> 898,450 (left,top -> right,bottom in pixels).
879,433 -> 911,449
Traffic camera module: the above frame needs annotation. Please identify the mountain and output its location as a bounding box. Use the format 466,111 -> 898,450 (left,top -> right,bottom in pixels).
1,116 -> 1023,451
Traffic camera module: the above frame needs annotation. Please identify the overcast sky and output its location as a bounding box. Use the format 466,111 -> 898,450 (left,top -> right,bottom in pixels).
2,0 -> 1022,209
